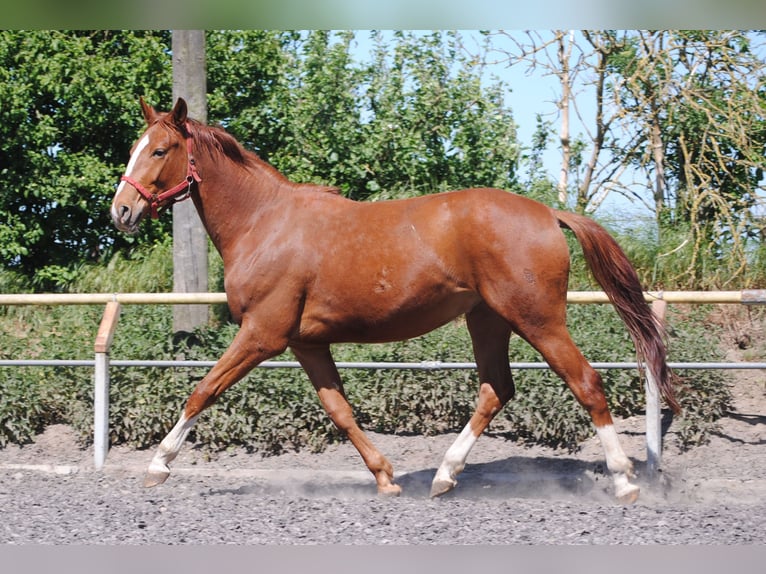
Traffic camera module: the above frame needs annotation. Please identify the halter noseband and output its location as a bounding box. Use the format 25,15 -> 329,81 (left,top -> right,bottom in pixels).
120,122 -> 202,219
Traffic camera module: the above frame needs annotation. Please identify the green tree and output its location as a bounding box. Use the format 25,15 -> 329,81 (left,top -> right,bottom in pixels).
0,30 -> 173,289
357,31 -> 519,197
205,30 -> 300,159
206,30 -> 520,200
265,30 -> 369,196
608,30 -> 766,285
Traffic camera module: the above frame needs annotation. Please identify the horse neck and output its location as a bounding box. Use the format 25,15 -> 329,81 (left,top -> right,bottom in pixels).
191,156 -> 288,257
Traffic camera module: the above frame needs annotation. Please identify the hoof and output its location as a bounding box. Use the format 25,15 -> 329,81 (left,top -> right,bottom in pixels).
615,483 -> 640,505
377,483 -> 402,497
143,467 -> 170,488
430,478 -> 457,498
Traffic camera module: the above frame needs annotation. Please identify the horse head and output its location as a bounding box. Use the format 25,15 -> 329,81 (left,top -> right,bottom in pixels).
111,97 -> 201,233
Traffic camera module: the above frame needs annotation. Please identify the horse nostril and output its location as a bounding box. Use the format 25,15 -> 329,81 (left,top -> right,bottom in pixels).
119,204 -> 131,223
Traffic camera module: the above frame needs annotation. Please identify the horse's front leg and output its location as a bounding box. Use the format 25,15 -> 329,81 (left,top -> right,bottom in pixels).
291,344 -> 401,496
144,323 -> 287,487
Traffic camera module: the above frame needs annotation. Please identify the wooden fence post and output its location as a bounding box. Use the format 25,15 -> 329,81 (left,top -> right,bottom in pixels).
93,301 -> 120,470
171,30 -> 209,334
645,298 -> 668,480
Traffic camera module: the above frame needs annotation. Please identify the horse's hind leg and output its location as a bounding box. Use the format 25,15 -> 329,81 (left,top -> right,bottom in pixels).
431,304 -> 515,497
291,344 -> 401,496
515,317 -> 640,504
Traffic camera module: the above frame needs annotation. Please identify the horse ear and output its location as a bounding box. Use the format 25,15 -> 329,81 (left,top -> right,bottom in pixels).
139,97 -> 158,125
170,97 -> 188,127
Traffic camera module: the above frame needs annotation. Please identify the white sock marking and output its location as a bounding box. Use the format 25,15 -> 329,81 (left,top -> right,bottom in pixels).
596,423 -> 639,500
433,423 -> 479,485
595,424 -> 631,474
147,412 -> 199,474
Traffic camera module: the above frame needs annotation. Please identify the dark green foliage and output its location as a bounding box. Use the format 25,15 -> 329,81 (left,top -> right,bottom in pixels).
338,327 -> 479,436
661,309 -> 733,449
0,31 -> 173,288
0,372 -> 50,447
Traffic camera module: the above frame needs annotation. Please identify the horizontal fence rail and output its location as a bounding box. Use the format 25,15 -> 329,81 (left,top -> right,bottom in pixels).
0,292 -> 229,305
2,290 -> 765,475
3,359 -> 766,370
2,289 -> 766,306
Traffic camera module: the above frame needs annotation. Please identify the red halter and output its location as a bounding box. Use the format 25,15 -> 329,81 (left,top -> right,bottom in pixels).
120,123 -> 202,219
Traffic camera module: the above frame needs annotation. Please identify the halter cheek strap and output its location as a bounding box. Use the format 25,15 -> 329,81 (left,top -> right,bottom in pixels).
120,123 -> 202,219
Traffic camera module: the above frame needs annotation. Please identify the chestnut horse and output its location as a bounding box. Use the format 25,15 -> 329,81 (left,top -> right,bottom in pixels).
112,98 -> 679,503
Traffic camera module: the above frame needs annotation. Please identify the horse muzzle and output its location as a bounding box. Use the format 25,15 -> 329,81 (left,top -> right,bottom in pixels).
111,195 -> 147,235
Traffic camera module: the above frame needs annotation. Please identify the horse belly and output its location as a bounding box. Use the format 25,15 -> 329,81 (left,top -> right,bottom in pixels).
296,287 -> 480,344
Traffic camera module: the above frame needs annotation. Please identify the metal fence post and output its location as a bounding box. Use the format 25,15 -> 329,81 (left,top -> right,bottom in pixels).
93,301 -> 120,470
645,298 -> 668,480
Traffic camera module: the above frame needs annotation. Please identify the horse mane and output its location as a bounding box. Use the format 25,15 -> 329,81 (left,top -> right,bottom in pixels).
180,118 -> 340,195
183,118 -> 256,168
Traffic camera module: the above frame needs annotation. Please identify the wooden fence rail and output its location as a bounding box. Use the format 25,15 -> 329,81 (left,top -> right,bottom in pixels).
2,289 -> 766,306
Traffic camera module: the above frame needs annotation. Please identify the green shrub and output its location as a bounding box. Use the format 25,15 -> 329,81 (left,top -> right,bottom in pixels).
661,308 -> 732,448
0,372 -> 49,447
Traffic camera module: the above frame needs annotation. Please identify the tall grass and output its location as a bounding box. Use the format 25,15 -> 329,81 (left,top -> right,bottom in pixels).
71,238 -> 174,294
604,215 -> 766,290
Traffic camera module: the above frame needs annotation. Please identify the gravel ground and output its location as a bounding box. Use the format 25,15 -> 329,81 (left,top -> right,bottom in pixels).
1,468 -> 764,544
1,361 -> 764,545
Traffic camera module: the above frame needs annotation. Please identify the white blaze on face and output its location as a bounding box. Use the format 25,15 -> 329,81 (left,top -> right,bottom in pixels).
113,133 -> 151,200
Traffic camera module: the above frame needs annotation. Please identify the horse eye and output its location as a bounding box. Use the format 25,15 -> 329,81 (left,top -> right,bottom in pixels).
152,149 -> 166,158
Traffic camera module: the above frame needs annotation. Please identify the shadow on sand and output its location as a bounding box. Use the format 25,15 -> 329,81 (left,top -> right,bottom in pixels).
201,453 -> 671,504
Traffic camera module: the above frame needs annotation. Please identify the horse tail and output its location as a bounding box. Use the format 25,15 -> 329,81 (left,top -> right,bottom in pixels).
555,210 -> 681,414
